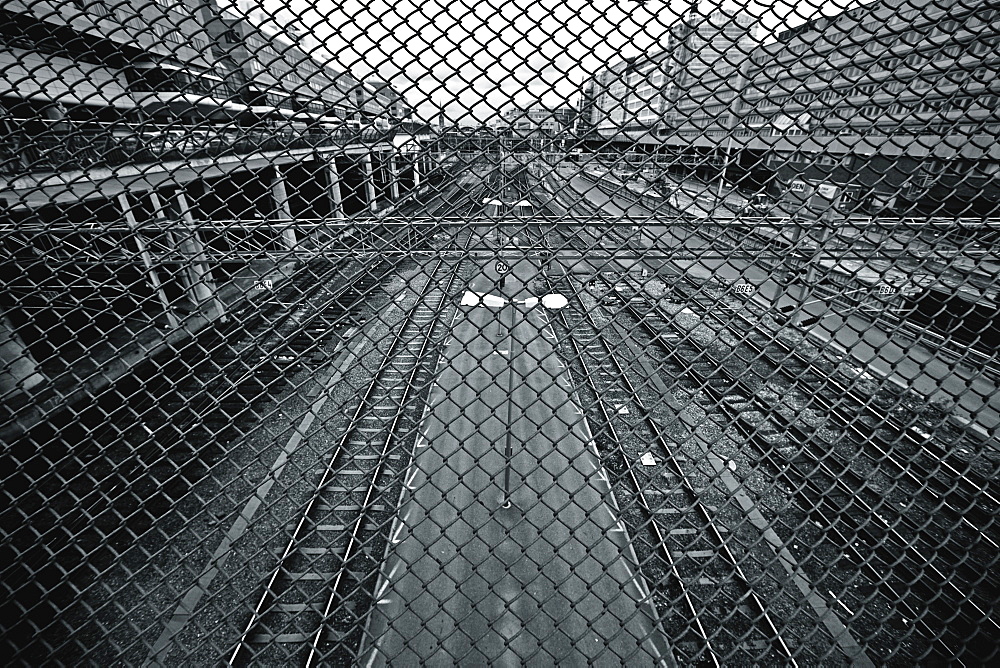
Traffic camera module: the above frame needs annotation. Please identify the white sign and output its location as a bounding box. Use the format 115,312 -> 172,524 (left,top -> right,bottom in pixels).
540,293 -> 568,309
460,291 -> 568,310
495,260 -> 510,274
790,181 -> 807,193
816,184 -> 839,199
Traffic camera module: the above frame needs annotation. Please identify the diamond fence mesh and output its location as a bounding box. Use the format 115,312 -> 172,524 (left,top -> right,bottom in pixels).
2,0 -> 999,665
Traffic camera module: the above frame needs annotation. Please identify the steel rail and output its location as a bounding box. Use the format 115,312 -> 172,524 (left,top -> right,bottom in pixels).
611,277 -> 998,654
577,274 -> 795,666
639,275 -> 1000,550
305,252 -> 469,666
229,254 -> 455,664
553,299 -> 717,666
607,279 -> 944,650
20,257 -> 362,576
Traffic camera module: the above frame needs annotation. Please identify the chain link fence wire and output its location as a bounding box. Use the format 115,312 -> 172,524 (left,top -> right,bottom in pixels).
2,0 -> 999,664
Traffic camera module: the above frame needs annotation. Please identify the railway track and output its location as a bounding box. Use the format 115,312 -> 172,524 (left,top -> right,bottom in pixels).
1,164 -> 492,662
546,271 -> 832,665
2,239 -> 413,649
230,240 -> 472,665
597,270 -> 999,664
539,170 -> 648,252
532,168 -> 995,661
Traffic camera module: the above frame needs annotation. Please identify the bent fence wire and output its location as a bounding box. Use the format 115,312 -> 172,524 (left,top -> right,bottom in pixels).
1,0 -> 999,665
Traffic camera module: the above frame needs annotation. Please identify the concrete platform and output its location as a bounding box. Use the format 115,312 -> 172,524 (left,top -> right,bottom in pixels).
361,257 -> 672,666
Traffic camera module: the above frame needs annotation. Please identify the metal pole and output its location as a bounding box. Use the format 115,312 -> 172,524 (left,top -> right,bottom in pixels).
362,153 -> 378,212
327,156 -> 345,219
118,193 -> 179,329
791,212 -> 833,327
717,133 -> 734,198
501,299 -> 518,509
175,190 -> 226,321
270,165 -> 298,251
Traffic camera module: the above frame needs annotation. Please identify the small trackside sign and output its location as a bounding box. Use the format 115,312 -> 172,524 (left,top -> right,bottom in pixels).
495,260 -> 510,274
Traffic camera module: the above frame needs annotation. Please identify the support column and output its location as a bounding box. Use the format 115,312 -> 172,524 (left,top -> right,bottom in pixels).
118,193 -> 179,329
148,191 -> 177,262
388,153 -> 400,201
362,152 -> 378,212
326,157 -> 345,219
0,309 -> 43,396
411,154 -> 421,189
270,165 -> 298,250
174,190 -> 225,320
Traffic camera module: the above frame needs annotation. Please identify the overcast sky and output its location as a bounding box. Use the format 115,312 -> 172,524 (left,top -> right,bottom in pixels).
247,0 -> 867,124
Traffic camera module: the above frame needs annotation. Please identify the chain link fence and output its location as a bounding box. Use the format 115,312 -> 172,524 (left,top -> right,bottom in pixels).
2,0 -> 998,664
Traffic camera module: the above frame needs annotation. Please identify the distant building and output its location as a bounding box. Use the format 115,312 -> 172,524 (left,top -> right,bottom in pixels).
587,6 -> 756,139
496,105 -> 574,146
365,79 -> 414,121
581,0 -> 1000,215
668,6 -> 756,88
574,79 -> 598,133
593,53 -> 673,137
730,0 -> 1000,215
666,7 -> 756,136
499,106 -> 574,132
1,0 -> 223,125
207,2 -> 395,123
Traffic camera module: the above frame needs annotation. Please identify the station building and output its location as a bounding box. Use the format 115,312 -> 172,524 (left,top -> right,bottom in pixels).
584,0 -> 1000,217
496,105 -> 576,150
733,0 -> 1000,216
0,0 -> 422,409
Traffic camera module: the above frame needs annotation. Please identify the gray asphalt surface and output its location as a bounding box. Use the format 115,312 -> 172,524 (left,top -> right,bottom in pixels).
361,255 -> 672,667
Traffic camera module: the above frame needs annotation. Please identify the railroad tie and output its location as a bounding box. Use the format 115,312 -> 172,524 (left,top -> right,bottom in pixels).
288,522 -> 380,532
654,505 -> 717,514
282,570 -> 366,582
671,550 -> 715,560
246,633 -> 313,644
274,602 -> 326,613
295,546 -> 346,556
669,527 -> 729,534
314,504 -> 387,513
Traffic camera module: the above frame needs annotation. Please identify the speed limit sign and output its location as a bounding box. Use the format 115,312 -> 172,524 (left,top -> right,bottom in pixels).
495,260 -> 510,274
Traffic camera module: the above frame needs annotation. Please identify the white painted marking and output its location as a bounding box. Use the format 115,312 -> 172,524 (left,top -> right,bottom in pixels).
616,405 -> 630,415
496,350 -> 510,356
374,564 -> 400,600
390,518 -> 408,543
830,591 -> 855,615
460,291 -> 480,306
640,453 -> 656,466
